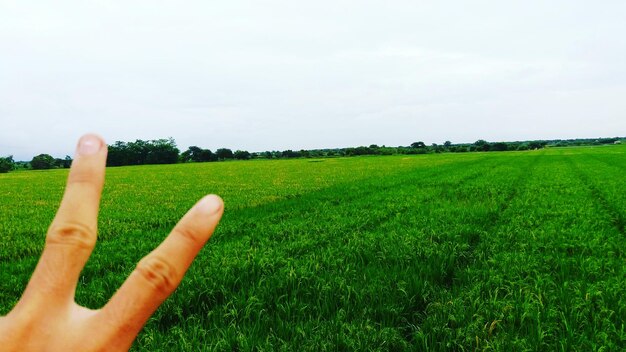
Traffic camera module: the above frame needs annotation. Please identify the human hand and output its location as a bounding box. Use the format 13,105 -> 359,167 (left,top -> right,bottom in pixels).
0,134 -> 224,351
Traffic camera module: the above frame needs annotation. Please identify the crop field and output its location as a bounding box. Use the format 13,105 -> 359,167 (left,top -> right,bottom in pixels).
1,145 -> 625,351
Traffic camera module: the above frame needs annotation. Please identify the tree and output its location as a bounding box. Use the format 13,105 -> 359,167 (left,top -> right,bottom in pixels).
233,150 -> 251,160
198,149 -> 216,162
180,147 -> 197,162
181,146 -> 216,162
54,155 -> 72,168
0,156 -> 14,173
411,141 -> 426,149
431,143 -> 443,153
127,140 -> 149,165
490,142 -> 508,151
474,140 -> 490,152
145,138 -> 179,164
281,150 -> 301,158
379,147 -> 395,155
31,154 -> 56,170
106,141 -> 130,166
444,141 -> 452,148
107,139 -> 181,166
216,148 -> 234,160
345,146 -> 373,156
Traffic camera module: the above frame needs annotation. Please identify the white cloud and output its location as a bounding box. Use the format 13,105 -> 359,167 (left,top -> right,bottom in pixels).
1,0 -> 625,159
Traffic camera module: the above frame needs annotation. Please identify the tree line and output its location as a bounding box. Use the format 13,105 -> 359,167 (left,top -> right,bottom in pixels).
0,154 -> 72,173
1,136 -> 623,173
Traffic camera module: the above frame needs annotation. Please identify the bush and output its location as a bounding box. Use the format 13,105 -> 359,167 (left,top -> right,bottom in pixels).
31,154 -> 55,170
0,156 -> 15,173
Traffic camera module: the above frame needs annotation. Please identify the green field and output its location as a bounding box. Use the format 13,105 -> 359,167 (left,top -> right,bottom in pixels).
1,145 -> 625,351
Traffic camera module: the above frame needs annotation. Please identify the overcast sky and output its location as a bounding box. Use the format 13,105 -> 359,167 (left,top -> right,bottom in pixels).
1,1 -> 625,160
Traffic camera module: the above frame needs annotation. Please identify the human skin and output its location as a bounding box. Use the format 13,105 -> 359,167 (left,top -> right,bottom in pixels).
0,134 -> 224,351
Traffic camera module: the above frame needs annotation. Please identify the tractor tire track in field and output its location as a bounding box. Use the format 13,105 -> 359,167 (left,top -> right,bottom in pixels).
587,153 -> 626,173
215,156 -> 494,245
564,155 -> 625,236
213,155 -> 525,335
149,156 -> 501,333
256,152 -> 540,271
500,153 -> 541,213
393,152 -> 543,345
447,151 -> 542,276
0,156 -> 490,265
395,152 -> 542,348
346,161 -> 493,236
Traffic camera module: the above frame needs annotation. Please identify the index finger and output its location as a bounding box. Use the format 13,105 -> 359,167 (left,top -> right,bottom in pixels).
21,134 -> 107,306
52,133 -> 107,230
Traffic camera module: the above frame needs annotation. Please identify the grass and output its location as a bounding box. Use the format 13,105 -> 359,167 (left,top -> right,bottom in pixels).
1,145 -> 625,351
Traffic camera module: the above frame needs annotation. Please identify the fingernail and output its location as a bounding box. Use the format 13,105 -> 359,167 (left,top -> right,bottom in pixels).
197,195 -> 223,215
78,135 -> 102,155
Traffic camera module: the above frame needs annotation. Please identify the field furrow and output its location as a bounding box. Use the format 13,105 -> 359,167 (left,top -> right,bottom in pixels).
1,145 -> 625,351
564,152 -> 625,236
